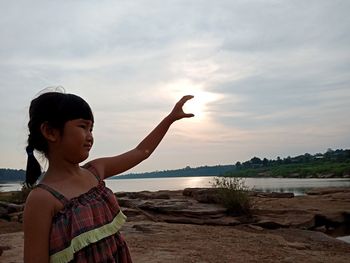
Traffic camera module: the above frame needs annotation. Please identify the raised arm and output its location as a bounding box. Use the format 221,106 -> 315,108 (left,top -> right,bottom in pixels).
89,95 -> 194,179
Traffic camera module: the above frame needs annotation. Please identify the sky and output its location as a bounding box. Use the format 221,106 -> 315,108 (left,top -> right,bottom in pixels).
0,0 -> 349,174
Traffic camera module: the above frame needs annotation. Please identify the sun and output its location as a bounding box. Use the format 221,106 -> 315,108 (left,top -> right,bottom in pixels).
166,79 -> 222,121
182,90 -> 215,120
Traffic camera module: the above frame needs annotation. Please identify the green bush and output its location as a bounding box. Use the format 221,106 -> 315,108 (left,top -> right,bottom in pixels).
212,176 -> 251,216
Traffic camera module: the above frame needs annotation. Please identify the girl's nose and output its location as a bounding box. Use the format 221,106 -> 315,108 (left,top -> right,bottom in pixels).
87,132 -> 93,142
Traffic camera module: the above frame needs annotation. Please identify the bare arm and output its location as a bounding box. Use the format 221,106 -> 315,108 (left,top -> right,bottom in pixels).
89,95 -> 194,179
23,189 -> 54,263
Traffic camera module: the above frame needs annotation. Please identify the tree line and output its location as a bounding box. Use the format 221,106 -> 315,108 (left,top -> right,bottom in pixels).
1,148 -> 349,181
234,148 -> 350,170
0,168 -> 25,182
226,148 -> 350,178
114,164 -> 236,179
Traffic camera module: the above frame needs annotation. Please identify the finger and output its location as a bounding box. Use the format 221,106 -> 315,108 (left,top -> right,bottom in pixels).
182,95 -> 194,102
183,113 -> 195,118
178,95 -> 194,106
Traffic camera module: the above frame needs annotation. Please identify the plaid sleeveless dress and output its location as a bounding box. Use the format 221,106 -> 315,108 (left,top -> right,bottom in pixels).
36,166 -> 132,263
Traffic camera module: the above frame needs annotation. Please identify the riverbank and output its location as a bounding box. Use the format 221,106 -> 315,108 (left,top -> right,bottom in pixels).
1,187 -> 350,262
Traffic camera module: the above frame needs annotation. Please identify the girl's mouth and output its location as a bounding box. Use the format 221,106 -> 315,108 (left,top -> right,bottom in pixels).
84,144 -> 92,150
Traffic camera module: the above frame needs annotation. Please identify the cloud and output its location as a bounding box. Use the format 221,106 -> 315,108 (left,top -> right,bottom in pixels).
0,0 -> 349,171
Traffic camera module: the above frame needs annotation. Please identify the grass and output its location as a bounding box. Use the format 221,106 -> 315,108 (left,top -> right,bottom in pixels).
211,176 -> 252,216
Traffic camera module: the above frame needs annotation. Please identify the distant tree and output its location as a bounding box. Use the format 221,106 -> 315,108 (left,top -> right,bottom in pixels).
324,148 -> 334,160
242,161 -> 251,169
344,149 -> 350,159
0,169 -> 26,181
262,158 -> 269,167
276,156 -> 282,165
303,153 -> 312,162
284,156 -> 292,164
235,161 -> 242,170
250,157 -> 262,164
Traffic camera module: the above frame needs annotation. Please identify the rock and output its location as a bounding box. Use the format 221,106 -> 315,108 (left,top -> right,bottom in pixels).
337,235 -> 350,244
162,216 -> 241,226
314,213 -> 345,226
251,188 -> 350,234
254,219 -> 285,229
184,188 -> 295,200
306,187 -> 350,195
115,190 -> 173,200
0,201 -> 24,214
138,199 -> 227,218
250,191 -> 294,198
246,224 -> 264,231
0,202 -> 25,222
251,207 -> 316,229
132,223 -> 154,233
183,188 -> 221,203
0,207 -> 7,219
118,188 -> 231,225
8,212 -> 23,223
182,187 -> 200,197
316,173 -> 335,178
313,225 -> 327,233
0,245 -> 10,257
117,187 -> 350,233
285,241 -> 310,250
122,207 -> 143,217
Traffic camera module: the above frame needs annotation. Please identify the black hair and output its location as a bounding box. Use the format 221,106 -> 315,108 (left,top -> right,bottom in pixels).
25,92 -> 94,186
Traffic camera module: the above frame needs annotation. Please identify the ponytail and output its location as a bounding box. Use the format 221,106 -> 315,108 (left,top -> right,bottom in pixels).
25,145 -> 42,187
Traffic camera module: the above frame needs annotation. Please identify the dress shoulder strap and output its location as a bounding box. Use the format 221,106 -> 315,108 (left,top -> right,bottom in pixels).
36,184 -> 69,205
82,163 -> 101,181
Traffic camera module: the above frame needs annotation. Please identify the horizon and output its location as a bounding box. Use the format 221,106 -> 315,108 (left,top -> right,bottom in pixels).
1,1 -> 350,173
1,147 -> 347,174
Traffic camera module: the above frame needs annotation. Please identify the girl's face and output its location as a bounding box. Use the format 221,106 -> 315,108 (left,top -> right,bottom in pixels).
57,119 -> 94,163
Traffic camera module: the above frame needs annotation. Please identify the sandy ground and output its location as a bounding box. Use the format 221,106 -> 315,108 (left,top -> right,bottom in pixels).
1,220 -> 349,263
1,187 -> 350,262
124,221 -> 350,263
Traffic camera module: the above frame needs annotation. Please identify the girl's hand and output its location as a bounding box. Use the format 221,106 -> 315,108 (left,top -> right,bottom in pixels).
168,95 -> 195,122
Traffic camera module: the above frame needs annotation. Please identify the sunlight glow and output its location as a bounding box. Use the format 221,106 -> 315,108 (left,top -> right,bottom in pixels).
166,79 -> 223,121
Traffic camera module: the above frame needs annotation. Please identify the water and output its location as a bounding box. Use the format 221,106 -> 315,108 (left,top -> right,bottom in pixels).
105,177 -> 350,195
0,182 -> 23,192
2,177 -> 350,195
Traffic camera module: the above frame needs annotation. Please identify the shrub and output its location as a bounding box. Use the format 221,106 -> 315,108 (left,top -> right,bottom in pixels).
212,176 -> 251,216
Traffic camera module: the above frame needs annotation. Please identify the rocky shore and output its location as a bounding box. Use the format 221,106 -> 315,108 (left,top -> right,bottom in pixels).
1,187 -> 350,262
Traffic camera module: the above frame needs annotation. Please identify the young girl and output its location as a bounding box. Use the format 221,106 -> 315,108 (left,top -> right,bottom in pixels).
23,91 -> 194,263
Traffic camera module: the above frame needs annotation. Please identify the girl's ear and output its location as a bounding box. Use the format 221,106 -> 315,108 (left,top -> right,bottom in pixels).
40,122 -> 59,142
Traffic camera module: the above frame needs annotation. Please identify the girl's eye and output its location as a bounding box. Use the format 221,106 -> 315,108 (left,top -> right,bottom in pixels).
79,125 -> 87,129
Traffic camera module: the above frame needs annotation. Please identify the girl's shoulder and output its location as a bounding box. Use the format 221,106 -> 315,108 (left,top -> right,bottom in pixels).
82,161 -> 104,180
25,187 -> 62,217
26,186 -> 56,206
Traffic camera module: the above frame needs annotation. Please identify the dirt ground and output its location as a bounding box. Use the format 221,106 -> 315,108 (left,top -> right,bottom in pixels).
1,220 -> 349,263
1,187 -> 350,262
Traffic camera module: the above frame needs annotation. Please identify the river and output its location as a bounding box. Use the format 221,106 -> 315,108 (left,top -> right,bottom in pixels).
1,177 -> 350,196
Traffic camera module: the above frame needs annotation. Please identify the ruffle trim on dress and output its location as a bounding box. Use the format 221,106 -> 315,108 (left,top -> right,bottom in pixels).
50,210 -> 127,263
